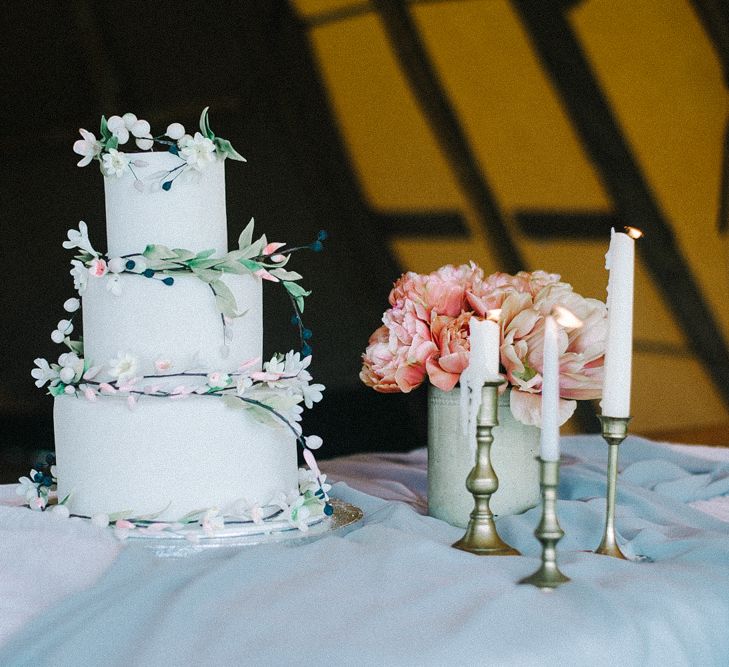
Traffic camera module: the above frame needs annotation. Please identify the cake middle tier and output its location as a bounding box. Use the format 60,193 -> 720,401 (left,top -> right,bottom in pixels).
82,272 -> 262,376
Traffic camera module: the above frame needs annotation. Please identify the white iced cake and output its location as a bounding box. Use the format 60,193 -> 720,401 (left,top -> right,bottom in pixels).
28,110 -> 328,527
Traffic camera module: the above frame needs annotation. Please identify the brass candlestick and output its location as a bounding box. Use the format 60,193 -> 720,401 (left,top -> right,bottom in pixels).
519,458 -> 570,589
595,415 -> 631,559
452,380 -> 520,556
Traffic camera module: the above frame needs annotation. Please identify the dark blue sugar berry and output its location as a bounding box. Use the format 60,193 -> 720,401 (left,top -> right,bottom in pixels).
323,504 -> 334,516
302,329 -> 313,340
162,277 -> 174,286
125,260 -> 136,270
162,181 -> 173,191
143,269 -> 155,278
310,240 -> 323,252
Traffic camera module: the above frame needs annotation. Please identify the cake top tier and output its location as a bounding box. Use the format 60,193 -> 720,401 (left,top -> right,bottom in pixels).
73,108 -> 245,257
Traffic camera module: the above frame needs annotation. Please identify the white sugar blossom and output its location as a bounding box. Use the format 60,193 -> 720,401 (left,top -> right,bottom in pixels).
58,352 -> 83,384
101,149 -> 130,177
166,122 -> 185,140
16,475 -> 38,501
70,260 -> 89,294
73,128 -> 102,167
107,257 -> 126,273
122,113 -> 153,149
236,374 -> 253,395
109,352 -> 139,383
59,367 -> 75,383
298,468 -> 332,496
31,358 -> 59,388
51,319 -> 73,344
106,274 -> 122,296
304,435 -> 323,450
302,382 -> 325,409
63,298 -> 80,312
285,496 -> 311,532
63,221 -> 98,258
179,132 -> 216,170
91,513 -> 110,528
107,115 -> 130,144
283,351 -> 311,376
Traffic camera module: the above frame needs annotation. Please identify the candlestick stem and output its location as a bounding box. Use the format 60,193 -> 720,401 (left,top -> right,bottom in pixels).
452,381 -> 520,556
519,459 -> 570,589
595,415 -> 631,559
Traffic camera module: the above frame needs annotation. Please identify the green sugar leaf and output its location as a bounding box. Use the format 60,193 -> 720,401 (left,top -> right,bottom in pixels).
193,249 -> 216,260
270,268 -> 303,282
199,106 -> 214,140
143,244 -> 176,260
171,248 -> 196,261
212,280 -> 242,318
238,218 -> 255,250
214,136 -> 246,162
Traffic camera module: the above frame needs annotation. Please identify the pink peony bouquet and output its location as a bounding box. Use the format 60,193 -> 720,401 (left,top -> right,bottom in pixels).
360,264 -> 607,426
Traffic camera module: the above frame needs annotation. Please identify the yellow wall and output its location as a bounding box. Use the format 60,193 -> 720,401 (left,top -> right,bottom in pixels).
296,0 -> 729,434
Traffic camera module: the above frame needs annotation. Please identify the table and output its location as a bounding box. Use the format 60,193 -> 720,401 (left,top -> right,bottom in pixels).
1,435 -> 729,666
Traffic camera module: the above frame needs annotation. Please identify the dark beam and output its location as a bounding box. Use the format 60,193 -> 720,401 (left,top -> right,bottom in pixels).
372,0 -> 525,274
515,210 -> 620,238
513,0 -> 729,411
373,211 -> 469,237
689,0 -> 729,87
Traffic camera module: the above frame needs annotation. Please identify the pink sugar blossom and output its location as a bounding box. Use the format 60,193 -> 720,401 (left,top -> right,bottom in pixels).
89,258 -> 108,278
263,241 -> 286,256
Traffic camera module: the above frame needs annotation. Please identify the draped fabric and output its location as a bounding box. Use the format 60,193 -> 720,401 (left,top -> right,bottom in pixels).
1,436 -> 728,665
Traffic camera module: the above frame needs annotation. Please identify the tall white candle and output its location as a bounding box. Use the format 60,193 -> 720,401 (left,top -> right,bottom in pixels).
540,315 -> 560,461
468,317 -> 500,380
602,228 -> 635,417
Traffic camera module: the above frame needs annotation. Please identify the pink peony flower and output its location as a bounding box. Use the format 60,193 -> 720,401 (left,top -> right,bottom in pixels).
425,312 -> 472,392
361,266 -> 607,427
389,263 -> 482,322
359,325 -> 436,393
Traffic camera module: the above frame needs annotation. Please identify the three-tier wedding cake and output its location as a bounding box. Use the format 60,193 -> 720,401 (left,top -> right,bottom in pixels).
27,109 -> 329,529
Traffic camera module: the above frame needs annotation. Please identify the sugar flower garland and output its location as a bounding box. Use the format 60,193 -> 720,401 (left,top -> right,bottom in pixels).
62,218 -> 326,357
73,108 -> 245,191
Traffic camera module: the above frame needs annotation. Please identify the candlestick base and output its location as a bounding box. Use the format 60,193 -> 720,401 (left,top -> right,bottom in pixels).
452,379 -> 520,557
519,459 -> 570,590
594,415 -> 631,560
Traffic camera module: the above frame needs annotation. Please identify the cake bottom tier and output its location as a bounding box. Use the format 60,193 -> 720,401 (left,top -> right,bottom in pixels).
54,395 -> 298,521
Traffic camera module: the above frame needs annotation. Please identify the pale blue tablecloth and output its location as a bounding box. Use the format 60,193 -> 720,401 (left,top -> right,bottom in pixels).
1,435 -> 729,666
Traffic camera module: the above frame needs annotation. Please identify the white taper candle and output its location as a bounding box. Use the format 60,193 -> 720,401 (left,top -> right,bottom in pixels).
540,315 -> 560,461
601,228 -> 635,418
468,317 -> 500,380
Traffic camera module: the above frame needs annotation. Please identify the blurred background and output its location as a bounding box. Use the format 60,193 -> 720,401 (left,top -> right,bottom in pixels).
2,0 -> 729,482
